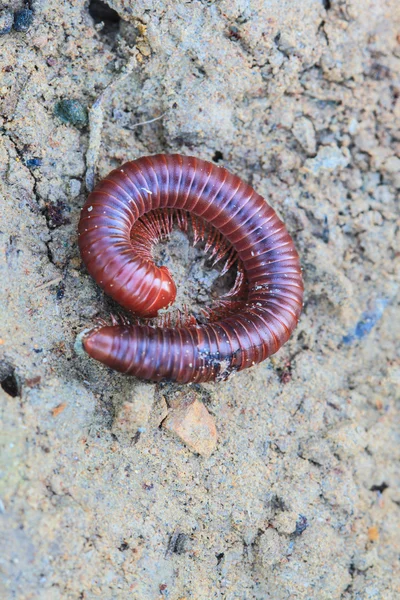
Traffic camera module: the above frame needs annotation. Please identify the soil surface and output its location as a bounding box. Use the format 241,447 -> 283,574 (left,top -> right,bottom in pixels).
1,1 -> 399,598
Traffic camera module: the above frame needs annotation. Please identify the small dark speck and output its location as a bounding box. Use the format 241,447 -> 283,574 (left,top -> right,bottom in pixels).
212,150 -> 224,163
56,283 -> 65,301
118,541 -> 129,551
216,552 -> 225,564
294,515 -> 308,536
322,215 -> 329,243
370,482 -> 389,493
131,430 -> 141,445
227,25 -> 241,41
279,368 -> 292,384
167,532 -> 188,555
33,348 -> 43,353
45,200 -> 71,229
327,401 -> 340,410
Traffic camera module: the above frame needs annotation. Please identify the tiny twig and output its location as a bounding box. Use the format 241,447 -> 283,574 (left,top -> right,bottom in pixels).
36,277 -> 62,290
129,111 -> 168,129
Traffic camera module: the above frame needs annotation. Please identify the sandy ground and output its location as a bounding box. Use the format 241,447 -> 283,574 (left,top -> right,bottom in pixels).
1,0 -> 400,598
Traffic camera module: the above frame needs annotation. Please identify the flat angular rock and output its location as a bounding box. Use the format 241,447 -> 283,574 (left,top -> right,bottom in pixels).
162,399 -> 217,457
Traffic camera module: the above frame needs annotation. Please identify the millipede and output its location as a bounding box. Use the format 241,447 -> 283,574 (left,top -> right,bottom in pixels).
78,154 -> 303,383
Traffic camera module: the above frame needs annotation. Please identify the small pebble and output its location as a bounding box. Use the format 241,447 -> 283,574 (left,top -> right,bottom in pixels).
167,531 -> 189,555
56,283 -> 65,301
162,399 -> 217,457
348,117 -> 359,135
14,9 -> 34,33
52,402 -> 67,417
382,155 -> 400,174
54,99 -> 88,128
25,157 -> 42,169
368,526 -> 379,542
0,9 -> 13,35
292,117 -> 316,156
69,178 -> 81,198
302,144 -> 350,175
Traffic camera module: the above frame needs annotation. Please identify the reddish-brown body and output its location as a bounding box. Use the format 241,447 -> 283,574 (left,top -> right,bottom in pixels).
78,154 -> 303,383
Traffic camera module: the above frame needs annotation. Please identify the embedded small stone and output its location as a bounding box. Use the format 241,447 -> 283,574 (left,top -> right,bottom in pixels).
368,526 -> 379,542
162,399 -> 217,457
272,510 -> 299,535
54,99 -> 88,128
303,144 -> 350,175
292,117 -> 316,155
14,9 -> 34,32
257,529 -> 284,567
25,157 -> 42,169
0,9 -> 13,35
69,179 -> 81,198
382,156 -> 400,174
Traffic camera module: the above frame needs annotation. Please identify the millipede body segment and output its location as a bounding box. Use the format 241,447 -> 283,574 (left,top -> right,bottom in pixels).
78,154 -> 303,383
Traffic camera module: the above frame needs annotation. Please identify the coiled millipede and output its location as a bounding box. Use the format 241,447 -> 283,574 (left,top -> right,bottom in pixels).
78,154 -> 303,383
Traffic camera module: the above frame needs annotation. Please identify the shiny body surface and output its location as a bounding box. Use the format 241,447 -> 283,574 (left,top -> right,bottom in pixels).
78,154 -> 303,382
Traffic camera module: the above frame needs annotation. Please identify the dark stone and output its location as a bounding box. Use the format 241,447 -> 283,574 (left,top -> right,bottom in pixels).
54,99 -> 88,128
0,365 -> 20,398
14,9 -> 34,33
25,158 -> 42,169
